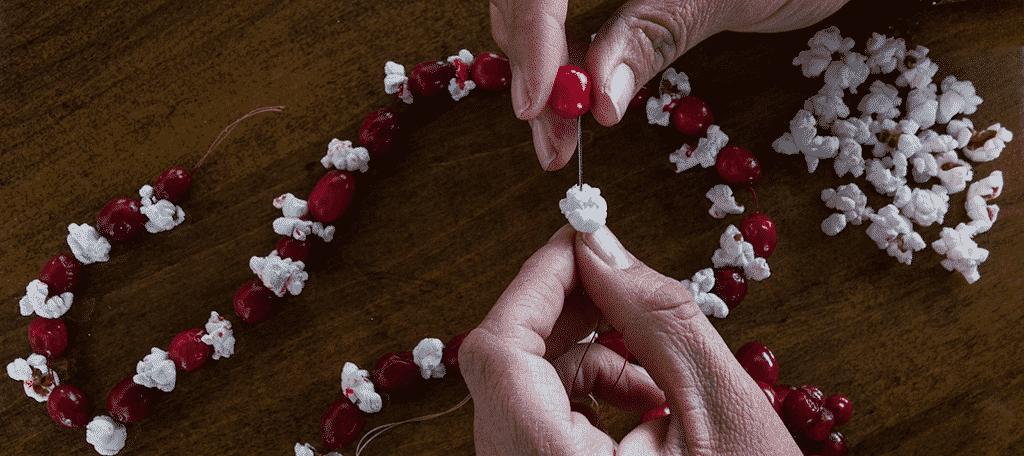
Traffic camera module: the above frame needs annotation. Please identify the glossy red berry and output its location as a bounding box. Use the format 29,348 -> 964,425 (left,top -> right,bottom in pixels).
629,84 -> 651,108
47,385 -> 90,429
595,328 -> 636,363
234,279 -> 276,324
307,171 -> 355,223
97,197 -> 148,241
735,342 -> 779,386
670,96 -> 713,136
409,61 -> 455,97
359,108 -> 400,155
801,385 -> 826,406
741,212 -> 777,258
276,237 -> 310,262
755,380 -> 782,415
29,317 -> 68,360
806,407 -> 835,441
794,433 -> 824,456
442,333 -> 469,374
371,352 -> 421,392
547,65 -> 592,119
38,254 -> 82,294
471,52 -> 511,90
712,267 -> 748,310
773,384 -> 798,413
168,328 -> 211,371
716,146 -> 762,186
783,389 -> 822,434
821,430 -> 849,456
107,375 -> 162,423
825,395 -> 852,426
153,167 -> 192,203
320,397 -> 365,450
641,400 -> 671,423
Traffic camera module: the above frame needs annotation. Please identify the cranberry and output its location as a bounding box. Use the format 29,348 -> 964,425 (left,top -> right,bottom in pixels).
755,380 -> 782,415
107,375 -> 162,423
741,212 -> 777,258
307,171 -> 355,223
38,254 -> 82,294
442,333 -> 469,374
547,65 -> 592,119
153,167 -> 192,203
821,430 -> 849,456
371,352 -> 421,392
276,237 -> 310,262
47,385 -> 90,429
168,328 -> 211,371
825,395 -> 852,426
794,433 -> 824,456
629,84 -> 651,108
471,52 -> 511,90
735,342 -> 779,386
320,397 -> 365,450
96,197 -> 148,241
801,385 -> 826,406
358,108 -> 400,155
595,328 -> 636,363
641,400 -> 671,423
670,96 -> 713,136
712,267 -> 748,310
806,407 -> 835,441
234,279 -> 276,324
716,146 -> 762,186
29,317 -> 68,360
783,389 -> 822,434
409,61 -> 455,97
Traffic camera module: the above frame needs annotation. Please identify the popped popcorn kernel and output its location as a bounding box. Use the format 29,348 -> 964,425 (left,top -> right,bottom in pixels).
932,223 -> 989,283
937,75 -> 983,124
681,268 -> 728,318
963,123 -> 1013,162
559,184 -> 608,233
706,184 -> 745,218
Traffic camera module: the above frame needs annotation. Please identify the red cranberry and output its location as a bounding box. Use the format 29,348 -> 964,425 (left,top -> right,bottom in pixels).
712,267 -> 748,310
96,197 -> 148,241
794,433 -> 824,456
629,84 -> 651,108
471,52 -> 511,90
168,328 -> 211,371
547,65 -> 592,119
358,108 -> 400,155
38,254 -> 82,294
773,384 -> 798,416
371,352 -> 421,392
741,212 -> 777,258
821,430 -> 849,456
735,342 -> 779,386
806,407 -> 835,441
755,380 -> 782,415
595,328 -> 636,363
825,395 -> 852,426
234,279 -> 276,324
307,171 -> 355,223
670,96 -> 713,136
107,375 -> 162,423
716,146 -> 762,186
276,237 -> 310,262
47,385 -> 90,429
641,400 -> 671,423
29,317 -> 68,360
320,397 -> 365,450
153,167 -> 192,203
442,333 -> 469,374
801,385 -> 826,406
783,389 -> 822,434
409,61 -> 456,97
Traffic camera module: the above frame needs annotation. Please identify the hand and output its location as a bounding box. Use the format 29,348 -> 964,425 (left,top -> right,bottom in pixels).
489,0 -> 852,171
460,224 -> 799,455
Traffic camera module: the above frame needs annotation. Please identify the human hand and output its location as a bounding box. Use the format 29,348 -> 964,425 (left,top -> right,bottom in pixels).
460,224 -> 799,455
489,0 -> 852,171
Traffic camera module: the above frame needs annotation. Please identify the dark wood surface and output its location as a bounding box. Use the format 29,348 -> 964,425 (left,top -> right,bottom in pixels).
2,0 -> 1022,454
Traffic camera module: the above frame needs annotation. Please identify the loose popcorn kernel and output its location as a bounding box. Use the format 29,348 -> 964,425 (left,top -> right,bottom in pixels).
937,75 -> 983,125
964,123 -> 1013,162
932,223 -> 989,284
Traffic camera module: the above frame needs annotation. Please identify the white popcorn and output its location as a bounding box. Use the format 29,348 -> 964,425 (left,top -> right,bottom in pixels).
201,311 -> 235,360
932,223 -> 989,284
821,213 -> 848,236
138,185 -> 185,233
808,26 -> 854,53
858,80 -> 902,119
965,171 -> 1003,233
273,192 -> 308,218
865,33 -> 906,74
831,115 -> 873,145
559,184 -> 607,233
805,85 -> 849,128
963,123 -> 1013,162
86,416 -> 128,456
412,338 -> 446,379
834,138 -> 865,178
869,118 -> 898,157
447,49 -> 475,67
947,118 -> 975,148
250,251 -> 308,297
935,151 -> 973,194
681,268 -> 728,319
906,84 -> 939,129
660,68 -> 691,97
895,45 -> 939,89
384,61 -> 413,104
787,109 -> 839,172
909,150 -> 939,184
706,185 -> 745,218
341,362 -> 382,413
917,129 -> 958,154
900,185 -> 949,227
295,443 -> 316,456
772,132 -> 801,156
866,204 -> 925,265
270,194 -> 334,242
448,78 -> 477,101
322,139 -> 370,173
821,183 -> 873,225
447,50 -> 477,100
669,125 -> 729,172
646,94 -> 675,126
865,159 -> 906,196
793,46 -> 833,78
67,223 -> 111,265
19,279 -> 73,319
823,52 -> 870,93
7,354 -> 60,402
133,347 -> 176,392
937,75 -> 983,124
711,225 -> 770,281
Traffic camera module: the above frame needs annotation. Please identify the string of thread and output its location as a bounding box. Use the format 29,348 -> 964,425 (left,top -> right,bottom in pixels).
191,106 -> 286,174
577,117 -> 582,189
355,393 -> 473,455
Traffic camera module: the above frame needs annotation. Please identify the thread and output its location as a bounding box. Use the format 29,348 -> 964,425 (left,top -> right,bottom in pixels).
577,117 -> 583,189
192,106 -> 286,174
354,393 -> 473,455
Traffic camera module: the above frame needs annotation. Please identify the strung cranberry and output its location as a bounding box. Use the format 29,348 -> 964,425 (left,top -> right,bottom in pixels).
741,212 -> 777,258
409,61 -> 456,97
29,317 -> 68,360
38,254 -> 82,294
320,397 -> 365,450
783,389 -> 822,434
773,384 -> 798,413
715,146 -> 761,186
547,65 -> 592,119
359,108 -> 400,155
471,52 -> 512,90
47,385 -> 90,428
595,328 -> 637,363
442,332 -> 469,374
307,171 -> 355,223
755,380 -> 782,415
629,84 -> 651,108
97,197 -> 148,241
107,375 -> 162,423
735,342 -> 779,386
806,407 -> 835,441
801,385 -> 826,406
824,395 -> 852,426
670,96 -> 713,136
234,279 -> 276,324
641,400 -> 671,423
168,328 -> 211,371
371,352 -> 421,392
821,430 -> 848,456
712,267 -> 748,310
276,237 -> 310,262
153,167 -> 192,203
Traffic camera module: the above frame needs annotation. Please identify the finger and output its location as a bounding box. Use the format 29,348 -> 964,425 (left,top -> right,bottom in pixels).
527,109 -> 578,171
552,343 -> 665,413
543,284 -> 601,363
489,0 -> 569,120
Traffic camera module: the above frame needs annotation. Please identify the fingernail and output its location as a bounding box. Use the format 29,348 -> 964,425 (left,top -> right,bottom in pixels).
605,63 -> 635,122
584,226 -> 631,270
512,66 -> 533,118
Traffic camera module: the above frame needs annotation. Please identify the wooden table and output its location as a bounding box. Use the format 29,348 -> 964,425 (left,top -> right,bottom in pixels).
2,0 -> 1022,454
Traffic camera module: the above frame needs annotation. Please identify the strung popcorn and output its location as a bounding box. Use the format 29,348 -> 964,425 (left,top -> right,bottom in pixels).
646,68 -> 690,125
932,223 -> 989,284
864,33 -> 906,75
822,183 -> 873,225
669,125 -> 729,172
805,85 -> 849,128
773,109 -> 839,173
67,223 -> 111,265
272,193 -> 335,242
681,268 -> 729,319
935,151 -> 973,194
946,118 -> 975,148
822,51 -> 870,93
711,225 -> 770,281
865,159 -> 906,196
834,138 -> 865,178
646,94 -> 676,126
7,354 -> 60,402
831,115 -> 873,145
705,184 -> 745,218
19,279 -> 73,319
965,170 -> 1003,233
897,185 -> 949,227
447,49 -> 477,101
895,45 -> 939,89
86,416 -> 127,456
250,251 -> 308,297
906,84 -> 939,129
138,185 -> 185,233
134,347 -> 177,392
201,311 -> 235,360
322,139 -> 370,173
659,67 -> 691,97
858,80 -> 902,119
937,75 -> 983,124
559,184 -> 607,233
412,338 -> 446,379
340,362 -> 382,413
963,123 -> 1013,162
294,443 -> 342,456
865,204 -> 926,265
384,61 -> 413,104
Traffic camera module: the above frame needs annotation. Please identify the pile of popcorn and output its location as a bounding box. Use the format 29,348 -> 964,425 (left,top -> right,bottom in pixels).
776,27 -> 1012,283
